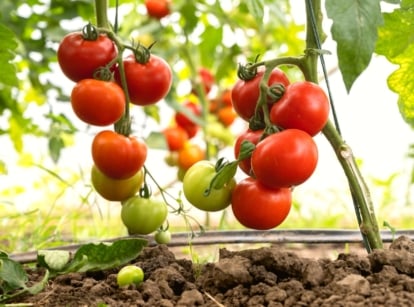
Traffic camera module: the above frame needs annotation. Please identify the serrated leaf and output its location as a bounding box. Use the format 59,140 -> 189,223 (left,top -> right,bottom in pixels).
326,0 -> 383,92
376,5 -> 414,127
0,23 -> 18,87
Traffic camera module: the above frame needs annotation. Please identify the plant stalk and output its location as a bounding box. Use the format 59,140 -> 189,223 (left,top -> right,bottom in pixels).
304,0 -> 383,251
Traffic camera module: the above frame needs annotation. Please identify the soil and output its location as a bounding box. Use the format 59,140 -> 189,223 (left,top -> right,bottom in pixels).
9,235 -> 414,306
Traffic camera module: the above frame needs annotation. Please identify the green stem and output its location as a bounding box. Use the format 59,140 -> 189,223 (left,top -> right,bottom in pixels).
304,0 -> 382,250
95,0 -> 110,29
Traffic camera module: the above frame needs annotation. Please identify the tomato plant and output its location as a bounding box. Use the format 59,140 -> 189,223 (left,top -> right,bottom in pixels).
177,143 -> 205,170
145,0 -> 170,19
231,177 -> 292,230
121,195 -> 168,235
231,68 -> 290,121
91,165 -> 143,201
92,130 -> 148,179
117,265 -> 144,287
234,128 -> 264,175
270,81 -> 330,136
57,27 -> 117,82
115,53 -> 172,106
183,160 -> 236,212
70,79 -> 125,126
251,129 -> 318,188
162,126 -> 188,151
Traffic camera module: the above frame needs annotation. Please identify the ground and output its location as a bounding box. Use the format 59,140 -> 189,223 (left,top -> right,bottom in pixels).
9,235 -> 414,306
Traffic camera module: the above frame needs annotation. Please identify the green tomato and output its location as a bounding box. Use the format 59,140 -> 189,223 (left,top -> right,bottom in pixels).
91,165 -> 144,201
121,196 -> 168,235
117,265 -> 144,287
183,160 -> 236,212
155,229 -> 171,244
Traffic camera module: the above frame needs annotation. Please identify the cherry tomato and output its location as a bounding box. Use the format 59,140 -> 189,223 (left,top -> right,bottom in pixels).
145,0 -> 170,19
231,177 -> 292,230
231,68 -> 290,121
91,165 -> 143,201
183,160 -> 236,212
155,229 -> 171,244
175,101 -> 202,135
70,79 -> 125,126
192,67 -> 215,95
234,129 -> 264,176
57,31 -> 117,82
251,129 -> 318,188
92,130 -> 147,179
162,126 -> 188,151
115,54 -> 172,105
177,143 -> 205,170
270,81 -> 330,136
217,106 -> 237,127
121,196 -> 168,235
117,265 -> 144,287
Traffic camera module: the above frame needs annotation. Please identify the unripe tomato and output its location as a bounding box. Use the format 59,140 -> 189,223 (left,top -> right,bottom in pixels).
92,131 -> 147,179
251,129 -> 318,188
91,165 -> 143,201
270,81 -> 330,136
183,160 -> 236,212
155,230 -> 171,244
231,68 -> 290,121
117,265 -> 144,287
115,54 -> 172,106
121,196 -> 168,235
177,144 -> 205,170
231,177 -> 292,230
57,31 -> 117,82
70,79 -> 125,126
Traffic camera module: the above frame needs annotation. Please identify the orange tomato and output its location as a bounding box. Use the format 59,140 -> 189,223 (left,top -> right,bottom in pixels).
218,106 -> 237,126
177,144 -> 205,170
162,126 -> 188,151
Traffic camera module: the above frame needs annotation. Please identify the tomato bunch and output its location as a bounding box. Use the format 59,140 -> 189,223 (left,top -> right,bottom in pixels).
57,23 -> 172,237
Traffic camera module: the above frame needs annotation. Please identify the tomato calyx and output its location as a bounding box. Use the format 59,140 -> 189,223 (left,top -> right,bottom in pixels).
81,23 -> 99,41
237,62 -> 258,81
131,42 -> 155,64
267,83 -> 286,101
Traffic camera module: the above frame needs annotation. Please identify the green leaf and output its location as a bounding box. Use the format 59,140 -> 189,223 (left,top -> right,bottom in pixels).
205,161 -> 238,196
145,131 -> 168,150
238,140 -> 256,161
48,136 -> 64,163
326,0 -> 383,92
0,258 -> 28,291
0,160 -> 7,175
375,4 -> 414,127
0,23 -> 18,87
38,250 -> 70,271
199,26 -> 223,68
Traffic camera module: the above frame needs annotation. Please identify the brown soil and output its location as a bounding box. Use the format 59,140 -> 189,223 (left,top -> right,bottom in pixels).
10,235 -> 414,306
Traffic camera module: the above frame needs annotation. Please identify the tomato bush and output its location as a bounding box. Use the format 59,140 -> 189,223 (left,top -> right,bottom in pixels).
251,129 -> 318,188
231,68 -> 290,121
115,53 -> 172,106
270,81 -> 330,136
91,165 -> 143,201
57,30 -> 117,82
92,130 -> 148,179
121,196 -> 168,235
183,160 -> 236,212
70,79 -> 125,126
231,177 -> 292,230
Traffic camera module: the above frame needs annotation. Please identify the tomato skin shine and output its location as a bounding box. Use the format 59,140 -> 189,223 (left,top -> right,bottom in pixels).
251,129 -> 318,189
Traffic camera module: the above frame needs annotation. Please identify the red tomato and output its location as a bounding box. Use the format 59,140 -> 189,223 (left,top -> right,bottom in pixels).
162,126 -> 188,151
57,32 -> 117,82
251,129 -> 318,188
92,130 -> 148,179
145,0 -> 170,19
175,101 -> 202,138
70,79 -> 125,126
234,128 -> 264,175
115,54 -> 172,105
270,81 -> 330,136
231,68 -> 290,121
231,177 -> 292,230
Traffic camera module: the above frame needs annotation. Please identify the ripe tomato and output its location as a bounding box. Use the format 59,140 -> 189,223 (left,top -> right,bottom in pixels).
175,101 -> 202,138
183,160 -> 236,212
91,165 -> 143,201
57,32 -> 117,82
234,128 -> 264,176
231,177 -> 292,230
115,54 -> 172,105
217,106 -> 237,127
162,126 -> 188,151
177,143 -> 205,170
231,68 -> 290,121
92,130 -> 148,179
145,0 -> 170,19
70,79 -> 125,126
121,196 -> 168,235
270,81 -> 330,136
251,129 -> 318,188
192,68 -> 215,95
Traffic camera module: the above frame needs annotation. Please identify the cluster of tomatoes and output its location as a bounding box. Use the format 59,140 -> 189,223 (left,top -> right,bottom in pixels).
183,66 -> 330,230
57,24 -> 172,238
